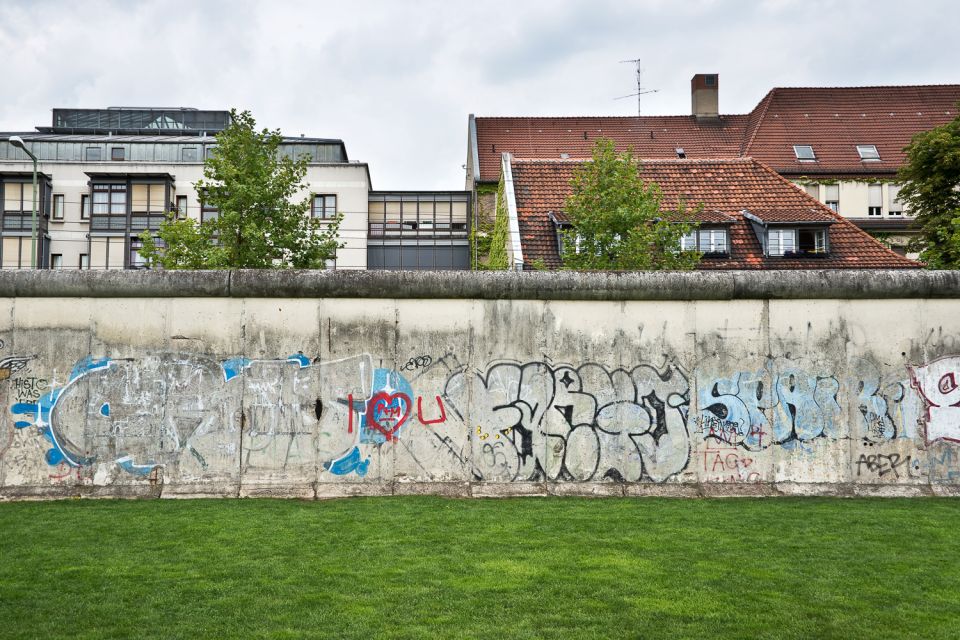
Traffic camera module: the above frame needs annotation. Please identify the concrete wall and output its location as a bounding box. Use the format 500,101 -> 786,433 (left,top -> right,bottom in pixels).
1,269 -> 959,499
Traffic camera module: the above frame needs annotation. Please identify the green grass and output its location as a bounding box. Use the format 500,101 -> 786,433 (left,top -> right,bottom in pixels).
1,497 -> 959,639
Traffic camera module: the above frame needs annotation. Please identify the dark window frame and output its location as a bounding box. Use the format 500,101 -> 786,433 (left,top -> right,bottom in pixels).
175,195 -> 188,220
110,147 -> 126,161
312,193 -> 337,219
52,194 -> 64,220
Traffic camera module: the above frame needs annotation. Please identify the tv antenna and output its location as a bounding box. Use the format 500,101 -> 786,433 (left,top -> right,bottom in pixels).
615,59 -> 658,115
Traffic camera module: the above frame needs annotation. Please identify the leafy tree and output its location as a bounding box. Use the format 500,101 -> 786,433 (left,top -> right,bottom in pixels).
140,109 -> 342,269
559,138 -> 700,270
900,107 -> 960,268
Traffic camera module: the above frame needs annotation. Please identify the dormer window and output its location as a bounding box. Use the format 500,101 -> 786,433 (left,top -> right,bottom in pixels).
793,145 -> 816,161
681,227 -> 729,256
856,145 -> 881,161
768,227 -> 828,257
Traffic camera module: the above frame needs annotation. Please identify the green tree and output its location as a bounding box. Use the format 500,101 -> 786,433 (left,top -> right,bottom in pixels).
140,109 -> 342,269
559,138 -> 700,271
900,106 -> 960,268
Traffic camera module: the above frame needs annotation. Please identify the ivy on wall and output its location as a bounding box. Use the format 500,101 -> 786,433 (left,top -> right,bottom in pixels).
485,177 -> 509,270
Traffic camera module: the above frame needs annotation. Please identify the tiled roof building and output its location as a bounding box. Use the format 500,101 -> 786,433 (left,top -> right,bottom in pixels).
468,76 -> 960,259
505,156 -> 918,271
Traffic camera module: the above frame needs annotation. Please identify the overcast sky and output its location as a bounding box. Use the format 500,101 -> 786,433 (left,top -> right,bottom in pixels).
1,0 -> 958,190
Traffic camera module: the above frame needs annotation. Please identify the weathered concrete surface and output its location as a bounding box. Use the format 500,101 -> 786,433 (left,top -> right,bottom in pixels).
1,269 -> 959,300
1,270 -> 959,499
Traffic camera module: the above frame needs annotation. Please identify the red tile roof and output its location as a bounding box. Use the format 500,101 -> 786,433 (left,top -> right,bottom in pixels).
510,157 -> 919,271
476,115 -> 748,182
742,85 -> 960,175
474,84 -> 960,182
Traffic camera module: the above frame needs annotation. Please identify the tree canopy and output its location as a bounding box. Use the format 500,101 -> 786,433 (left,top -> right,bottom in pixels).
140,109 -> 342,269
559,138 -> 700,271
900,106 -> 960,268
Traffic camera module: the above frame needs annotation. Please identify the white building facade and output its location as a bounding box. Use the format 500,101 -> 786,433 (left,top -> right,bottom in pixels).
0,108 -> 373,270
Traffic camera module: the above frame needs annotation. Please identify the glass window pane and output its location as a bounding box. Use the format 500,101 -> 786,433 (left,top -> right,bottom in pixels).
132,184 -> 149,211
4,183 -> 22,211
150,185 -> 165,211
889,184 -> 904,213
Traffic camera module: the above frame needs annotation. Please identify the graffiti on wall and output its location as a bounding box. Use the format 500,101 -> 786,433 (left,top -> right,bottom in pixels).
696,357 -> 920,452
910,356 -> 960,444
1,346 -> 958,488
443,360 -> 690,483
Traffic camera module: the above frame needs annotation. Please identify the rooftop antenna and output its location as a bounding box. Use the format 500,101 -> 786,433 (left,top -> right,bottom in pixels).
615,59 -> 658,115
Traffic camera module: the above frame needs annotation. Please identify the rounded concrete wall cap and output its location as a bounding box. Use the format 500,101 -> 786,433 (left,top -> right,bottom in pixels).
0,269 -> 952,300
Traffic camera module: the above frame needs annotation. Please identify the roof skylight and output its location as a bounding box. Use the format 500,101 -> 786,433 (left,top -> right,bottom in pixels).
856,144 -> 881,161
793,145 -> 816,161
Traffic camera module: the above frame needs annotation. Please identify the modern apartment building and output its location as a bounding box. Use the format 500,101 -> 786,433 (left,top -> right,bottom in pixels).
1,107 -> 470,270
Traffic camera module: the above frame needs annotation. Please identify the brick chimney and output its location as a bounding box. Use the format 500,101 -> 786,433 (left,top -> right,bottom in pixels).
691,73 -> 719,120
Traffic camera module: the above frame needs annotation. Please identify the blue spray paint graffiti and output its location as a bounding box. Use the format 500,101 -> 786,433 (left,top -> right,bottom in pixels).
10,356 -> 112,467
323,446 -> 370,477
115,455 -> 158,477
287,353 -> 311,368
221,357 -> 252,382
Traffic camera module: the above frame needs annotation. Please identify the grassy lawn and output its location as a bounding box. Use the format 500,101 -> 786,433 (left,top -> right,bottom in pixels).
1,497 -> 959,639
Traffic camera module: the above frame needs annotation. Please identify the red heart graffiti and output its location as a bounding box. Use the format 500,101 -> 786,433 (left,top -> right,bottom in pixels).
366,392 -> 411,440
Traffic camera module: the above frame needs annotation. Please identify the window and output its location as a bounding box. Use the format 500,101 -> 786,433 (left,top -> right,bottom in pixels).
79,253 -> 89,270
85,147 -> 102,161
768,228 -> 796,256
80,194 -> 90,220
3,182 -> 26,212
312,194 -> 337,219
675,147 -> 686,159
856,145 -> 881,161
93,184 -> 127,215
770,228 -> 828,256
698,228 -> 728,254
176,195 -> 188,219
705,74 -> 717,86
803,184 -> 819,199
111,147 -> 125,161
797,228 -> 828,255
181,147 -> 198,162
130,240 -> 147,269
889,184 -> 904,216
868,183 -> 882,216
131,183 -> 165,213
204,146 -> 217,159
824,184 -> 839,213
51,254 -> 62,269
680,228 -> 729,255
200,197 -> 218,222
52,194 -> 64,220
793,145 -> 816,161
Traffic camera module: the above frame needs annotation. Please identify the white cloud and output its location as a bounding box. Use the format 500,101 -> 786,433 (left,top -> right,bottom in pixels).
1,0 -> 957,189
